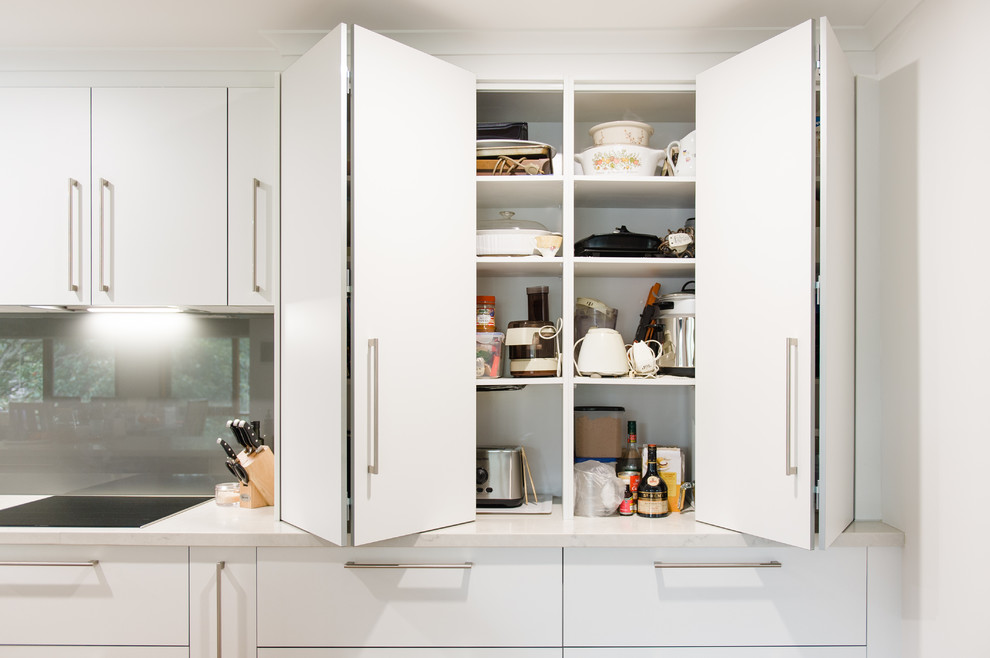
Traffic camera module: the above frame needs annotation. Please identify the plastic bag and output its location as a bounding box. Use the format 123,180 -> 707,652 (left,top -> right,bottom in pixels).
574,460 -> 626,517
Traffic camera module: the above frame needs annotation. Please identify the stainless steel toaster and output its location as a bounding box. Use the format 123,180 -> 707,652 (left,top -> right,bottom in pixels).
476,446 -> 523,508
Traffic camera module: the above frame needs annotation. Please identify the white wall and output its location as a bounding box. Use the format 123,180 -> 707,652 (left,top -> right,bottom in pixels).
871,0 -> 990,655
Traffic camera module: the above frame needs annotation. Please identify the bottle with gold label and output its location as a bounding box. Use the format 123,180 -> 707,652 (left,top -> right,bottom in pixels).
636,444 -> 670,518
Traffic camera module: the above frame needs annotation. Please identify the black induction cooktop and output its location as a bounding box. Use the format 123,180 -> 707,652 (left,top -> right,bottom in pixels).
0,495 -> 211,528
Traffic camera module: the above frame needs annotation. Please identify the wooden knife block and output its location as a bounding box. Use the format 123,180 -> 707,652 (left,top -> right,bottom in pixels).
238,445 -> 275,508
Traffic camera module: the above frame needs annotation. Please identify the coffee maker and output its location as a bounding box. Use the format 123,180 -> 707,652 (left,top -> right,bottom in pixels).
505,286 -> 558,377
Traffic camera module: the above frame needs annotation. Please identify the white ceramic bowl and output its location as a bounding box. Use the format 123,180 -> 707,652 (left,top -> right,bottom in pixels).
476,229 -> 549,256
589,120 -> 654,146
574,144 -> 666,176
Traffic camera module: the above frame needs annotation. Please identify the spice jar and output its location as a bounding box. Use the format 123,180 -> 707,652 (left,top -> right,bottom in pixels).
477,296 -> 496,332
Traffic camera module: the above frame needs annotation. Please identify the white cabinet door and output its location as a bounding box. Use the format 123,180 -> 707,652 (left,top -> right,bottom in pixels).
91,87 -> 227,306
695,19 -> 854,549
279,24 -> 476,546
0,88 -> 90,305
279,24 -> 349,545
348,25 -> 476,545
257,547 -> 562,648
0,545 -> 188,646
816,17 -> 856,548
229,87 -> 276,306
0,649 -> 187,657
563,547 -> 866,648
190,547 -> 257,658
565,650 -> 866,657
261,651 -> 561,657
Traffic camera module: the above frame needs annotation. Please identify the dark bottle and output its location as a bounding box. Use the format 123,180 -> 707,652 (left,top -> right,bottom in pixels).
636,444 -> 670,518
615,421 -> 642,512
618,484 -> 634,516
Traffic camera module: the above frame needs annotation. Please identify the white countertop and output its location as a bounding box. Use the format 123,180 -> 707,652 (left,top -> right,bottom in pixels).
0,495 -> 904,548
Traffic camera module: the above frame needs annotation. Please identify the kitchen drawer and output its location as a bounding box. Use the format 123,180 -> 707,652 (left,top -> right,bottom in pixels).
563,547 -> 866,647
565,650 -> 866,657
0,649 -> 188,657
257,547 -> 562,647
0,545 -> 188,646
260,650 -> 562,657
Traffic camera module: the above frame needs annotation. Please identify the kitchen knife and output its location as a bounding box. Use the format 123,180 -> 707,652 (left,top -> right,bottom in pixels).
217,437 -> 239,461
227,419 -> 252,453
239,419 -> 262,451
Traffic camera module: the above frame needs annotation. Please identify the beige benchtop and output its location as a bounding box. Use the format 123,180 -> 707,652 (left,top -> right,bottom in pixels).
0,495 -> 904,549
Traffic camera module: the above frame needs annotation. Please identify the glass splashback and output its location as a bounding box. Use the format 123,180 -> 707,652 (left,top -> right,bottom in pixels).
0,313 -> 274,495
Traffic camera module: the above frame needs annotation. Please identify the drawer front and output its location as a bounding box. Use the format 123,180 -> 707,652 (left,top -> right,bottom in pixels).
257,547 -> 562,647
564,547 -> 866,647
260,650 -> 562,657
565,650 -> 866,657
0,649 -> 188,657
0,545 -> 188,646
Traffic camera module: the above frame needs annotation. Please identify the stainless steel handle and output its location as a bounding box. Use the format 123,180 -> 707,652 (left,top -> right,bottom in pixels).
654,561 -> 781,569
0,560 -> 99,567
98,178 -> 111,292
216,561 -> 225,658
345,562 -> 473,570
785,337 -> 798,476
251,178 -> 261,293
67,178 -> 81,292
368,338 -> 380,475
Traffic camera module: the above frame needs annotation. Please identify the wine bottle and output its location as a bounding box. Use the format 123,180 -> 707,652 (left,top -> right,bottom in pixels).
636,444 -> 670,518
615,421 -> 642,512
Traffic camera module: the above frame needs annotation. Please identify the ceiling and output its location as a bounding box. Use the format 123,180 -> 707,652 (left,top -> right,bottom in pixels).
0,0 -> 922,52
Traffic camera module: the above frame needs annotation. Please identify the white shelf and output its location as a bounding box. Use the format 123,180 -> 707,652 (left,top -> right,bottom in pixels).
477,377 -> 563,388
476,256 -> 564,277
573,375 -> 695,386
574,176 -> 695,208
573,257 -> 694,278
477,176 -> 563,208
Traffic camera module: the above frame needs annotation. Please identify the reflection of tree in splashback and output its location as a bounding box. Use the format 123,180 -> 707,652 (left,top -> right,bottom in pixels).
0,339 -> 43,410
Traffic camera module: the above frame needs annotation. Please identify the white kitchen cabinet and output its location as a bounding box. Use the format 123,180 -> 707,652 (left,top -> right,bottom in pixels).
695,18 -> 855,548
260,651 -> 561,657
0,87 -> 91,305
279,24 -> 476,546
228,86 -> 276,306
0,545 -> 188,646
91,87 -> 228,306
0,649 -> 187,657
565,650 -> 866,657
563,547 -> 866,648
190,546 -> 257,658
256,547 -> 562,648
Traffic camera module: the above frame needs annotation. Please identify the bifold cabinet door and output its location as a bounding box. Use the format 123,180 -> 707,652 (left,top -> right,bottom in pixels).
565,650 -> 866,657
260,651 -> 561,657
279,24 -> 476,546
695,18 -> 854,549
91,87 -> 227,306
0,88 -> 90,305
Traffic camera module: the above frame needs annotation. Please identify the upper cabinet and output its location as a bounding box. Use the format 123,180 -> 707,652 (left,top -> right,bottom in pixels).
695,18 -> 854,548
228,87 -> 277,307
0,88 -> 91,306
91,87 -> 228,306
279,25 -> 477,546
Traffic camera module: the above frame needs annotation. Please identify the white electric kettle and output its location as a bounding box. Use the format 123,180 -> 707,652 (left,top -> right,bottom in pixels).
574,328 -> 628,376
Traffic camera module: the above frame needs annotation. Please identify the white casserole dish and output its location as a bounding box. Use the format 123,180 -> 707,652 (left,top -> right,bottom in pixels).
589,120 -> 654,146
574,143 -> 666,176
477,211 -> 552,256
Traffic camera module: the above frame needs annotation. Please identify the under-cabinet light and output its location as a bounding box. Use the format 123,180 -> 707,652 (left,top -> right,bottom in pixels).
85,306 -> 183,313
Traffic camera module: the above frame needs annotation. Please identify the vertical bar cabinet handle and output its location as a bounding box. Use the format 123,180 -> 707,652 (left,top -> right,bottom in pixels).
785,337 -> 798,476
216,560 -> 225,658
252,178 -> 261,293
368,338 -> 380,475
98,178 -> 111,292
67,178 -> 80,292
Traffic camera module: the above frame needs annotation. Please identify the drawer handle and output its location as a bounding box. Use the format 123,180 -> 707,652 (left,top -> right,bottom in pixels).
67,178 -> 82,292
0,560 -> 99,567
344,562 -> 473,570
251,177 -> 262,293
653,561 -> 782,569
216,561 -> 225,658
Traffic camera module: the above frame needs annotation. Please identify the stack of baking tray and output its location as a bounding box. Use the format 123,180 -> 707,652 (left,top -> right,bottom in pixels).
477,139 -> 555,176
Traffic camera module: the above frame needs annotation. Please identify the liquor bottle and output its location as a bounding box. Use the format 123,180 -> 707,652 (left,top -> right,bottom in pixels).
615,421 -> 642,512
618,484 -> 633,516
636,444 -> 670,518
